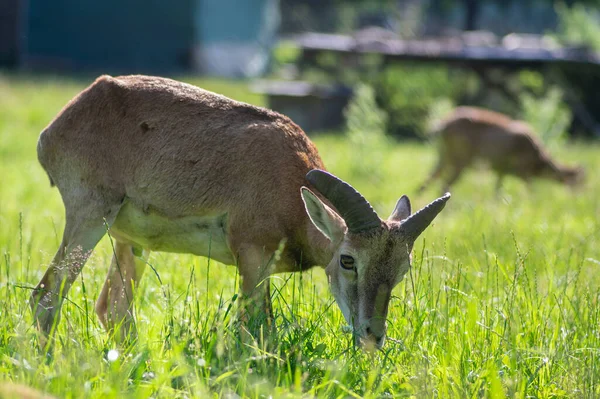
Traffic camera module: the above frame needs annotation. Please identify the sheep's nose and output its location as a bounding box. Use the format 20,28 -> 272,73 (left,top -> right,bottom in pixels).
358,327 -> 386,351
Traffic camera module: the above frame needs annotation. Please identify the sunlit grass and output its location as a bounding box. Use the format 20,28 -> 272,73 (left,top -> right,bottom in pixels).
0,74 -> 599,398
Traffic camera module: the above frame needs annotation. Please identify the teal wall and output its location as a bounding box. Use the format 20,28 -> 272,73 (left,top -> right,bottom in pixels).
23,0 -> 278,74
25,0 -> 194,72
196,0 -> 279,44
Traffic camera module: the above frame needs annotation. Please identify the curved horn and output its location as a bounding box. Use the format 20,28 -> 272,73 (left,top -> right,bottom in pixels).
306,169 -> 381,233
400,192 -> 451,241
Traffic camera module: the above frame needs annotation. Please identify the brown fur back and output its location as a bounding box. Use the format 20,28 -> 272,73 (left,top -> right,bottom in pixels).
441,107 -> 553,172
37,75 -> 327,269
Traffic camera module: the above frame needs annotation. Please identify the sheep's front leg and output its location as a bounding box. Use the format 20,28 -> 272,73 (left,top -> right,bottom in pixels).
30,199 -> 119,349
236,245 -> 275,346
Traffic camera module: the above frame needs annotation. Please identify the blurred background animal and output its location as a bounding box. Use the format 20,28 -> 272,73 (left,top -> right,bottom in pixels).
419,106 -> 584,194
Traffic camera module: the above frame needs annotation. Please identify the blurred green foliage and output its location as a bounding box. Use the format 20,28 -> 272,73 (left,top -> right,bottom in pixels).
520,86 -> 572,149
552,2 -> 600,51
344,83 -> 389,179
373,64 -> 468,139
515,70 -> 571,148
271,40 -> 302,68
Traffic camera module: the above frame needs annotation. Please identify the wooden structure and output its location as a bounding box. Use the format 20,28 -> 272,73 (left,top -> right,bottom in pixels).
271,31 -> 600,136
295,32 -> 600,69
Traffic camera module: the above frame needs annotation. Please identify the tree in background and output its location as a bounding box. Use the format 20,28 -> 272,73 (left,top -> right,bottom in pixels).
333,0 -> 600,33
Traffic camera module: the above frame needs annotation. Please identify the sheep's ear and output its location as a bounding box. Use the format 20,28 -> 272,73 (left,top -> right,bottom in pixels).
388,195 -> 411,222
301,187 -> 346,242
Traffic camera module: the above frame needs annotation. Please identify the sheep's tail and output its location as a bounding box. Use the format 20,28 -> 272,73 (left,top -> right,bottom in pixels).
37,128 -> 56,187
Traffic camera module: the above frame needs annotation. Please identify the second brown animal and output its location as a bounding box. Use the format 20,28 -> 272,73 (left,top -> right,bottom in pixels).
419,106 -> 584,194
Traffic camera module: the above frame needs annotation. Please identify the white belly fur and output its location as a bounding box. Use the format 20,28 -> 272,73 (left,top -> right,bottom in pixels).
110,200 -> 235,265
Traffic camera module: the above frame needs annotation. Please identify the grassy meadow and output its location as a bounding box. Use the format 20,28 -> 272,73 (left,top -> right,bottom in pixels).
0,73 -> 599,398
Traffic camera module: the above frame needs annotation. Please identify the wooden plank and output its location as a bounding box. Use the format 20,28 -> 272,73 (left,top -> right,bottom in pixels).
295,32 -> 600,69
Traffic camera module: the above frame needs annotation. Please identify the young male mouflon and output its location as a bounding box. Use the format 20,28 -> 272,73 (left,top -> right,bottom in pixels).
419,106 -> 584,194
32,75 -> 450,350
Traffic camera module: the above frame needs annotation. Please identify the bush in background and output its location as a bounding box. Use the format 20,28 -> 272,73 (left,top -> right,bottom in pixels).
519,86 -> 572,149
424,97 -> 456,140
517,70 -> 572,148
373,64 -> 468,139
344,82 -> 388,178
552,2 -> 600,52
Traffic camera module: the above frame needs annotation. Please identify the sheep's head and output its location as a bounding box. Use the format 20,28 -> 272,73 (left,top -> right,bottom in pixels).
301,170 -> 450,349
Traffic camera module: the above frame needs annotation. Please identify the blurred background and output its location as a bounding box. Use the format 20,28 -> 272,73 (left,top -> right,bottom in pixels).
1,0 -> 599,142
1,5 -> 599,396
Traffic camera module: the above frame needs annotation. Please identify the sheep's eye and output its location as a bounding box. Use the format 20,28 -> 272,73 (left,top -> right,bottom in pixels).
340,255 -> 355,270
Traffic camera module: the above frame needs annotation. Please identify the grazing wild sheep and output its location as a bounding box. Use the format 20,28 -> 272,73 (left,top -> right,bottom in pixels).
31,75 -> 451,350
419,106 -> 584,194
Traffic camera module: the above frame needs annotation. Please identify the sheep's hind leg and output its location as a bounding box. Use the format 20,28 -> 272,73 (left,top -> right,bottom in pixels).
418,157 -> 446,194
442,164 -> 465,194
95,241 -> 149,344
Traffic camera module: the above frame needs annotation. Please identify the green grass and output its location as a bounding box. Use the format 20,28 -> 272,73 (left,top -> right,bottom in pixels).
1,73 -> 599,398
